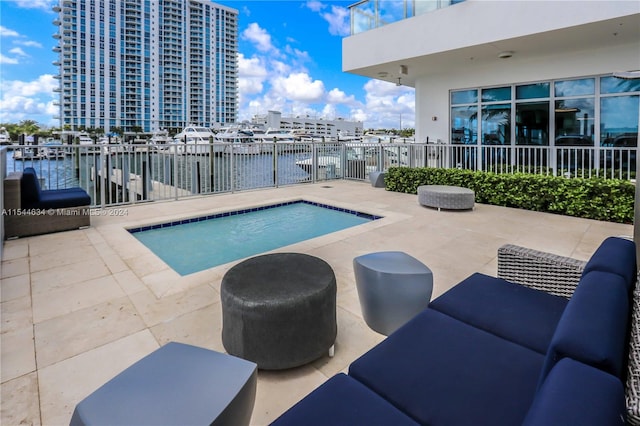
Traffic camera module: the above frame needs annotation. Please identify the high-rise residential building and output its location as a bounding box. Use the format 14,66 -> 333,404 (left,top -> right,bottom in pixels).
52,0 -> 238,135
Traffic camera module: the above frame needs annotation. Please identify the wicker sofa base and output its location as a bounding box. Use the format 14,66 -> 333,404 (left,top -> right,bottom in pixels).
3,170 -> 91,239
4,206 -> 90,239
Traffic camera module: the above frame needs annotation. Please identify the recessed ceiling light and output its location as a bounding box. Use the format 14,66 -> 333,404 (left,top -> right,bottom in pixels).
498,51 -> 514,59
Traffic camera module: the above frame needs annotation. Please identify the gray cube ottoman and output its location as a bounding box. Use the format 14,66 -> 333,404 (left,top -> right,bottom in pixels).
221,253 -> 337,370
70,342 -> 257,426
353,251 -> 433,335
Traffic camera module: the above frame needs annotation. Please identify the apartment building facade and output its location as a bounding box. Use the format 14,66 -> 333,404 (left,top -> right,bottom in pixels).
343,0 -> 639,152
53,0 -> 238,134
250,110 -> 364,140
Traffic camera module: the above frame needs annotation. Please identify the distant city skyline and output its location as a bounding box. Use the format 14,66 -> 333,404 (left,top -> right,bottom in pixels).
0,0 -> 416,130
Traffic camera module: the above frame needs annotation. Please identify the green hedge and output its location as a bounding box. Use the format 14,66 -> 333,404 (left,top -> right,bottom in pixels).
385,167 -> 635,224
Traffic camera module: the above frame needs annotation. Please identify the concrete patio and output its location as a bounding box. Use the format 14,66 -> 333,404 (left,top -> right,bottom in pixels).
1,179 -> 633,425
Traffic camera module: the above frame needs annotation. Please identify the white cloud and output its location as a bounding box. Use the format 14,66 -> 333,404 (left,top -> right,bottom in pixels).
9,47 -> 28,57
359,79 -> 415,129
305,1 -> 325,13
6,0 -> 55,11
271,73 -> 325,103
0,53 -> 19,64
322,5 -> 350,37
242,23 -> 274,53
0,25 -> 20,37
238,54 -> 268,92
326,88 -> 357,106
0,74 -> 58,124
15,40 -> 43,48
305,2 -> 350,37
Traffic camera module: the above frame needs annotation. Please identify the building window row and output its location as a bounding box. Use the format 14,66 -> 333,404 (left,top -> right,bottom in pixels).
450,75 -> 640,148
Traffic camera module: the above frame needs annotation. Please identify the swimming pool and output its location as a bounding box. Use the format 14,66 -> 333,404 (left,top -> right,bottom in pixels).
129,200 -> 382,275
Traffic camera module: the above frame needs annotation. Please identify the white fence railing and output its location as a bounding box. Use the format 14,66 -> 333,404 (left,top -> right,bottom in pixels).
3,141 -> 636,208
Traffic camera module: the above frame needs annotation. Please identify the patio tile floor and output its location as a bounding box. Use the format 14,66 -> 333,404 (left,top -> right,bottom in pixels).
1,180 -> 633,425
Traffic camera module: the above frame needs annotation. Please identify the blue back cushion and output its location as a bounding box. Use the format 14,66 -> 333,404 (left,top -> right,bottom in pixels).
20,167 -> 42,207
540,271 -> 629,385
524,358 -> 625,426
582,236 -> 637,292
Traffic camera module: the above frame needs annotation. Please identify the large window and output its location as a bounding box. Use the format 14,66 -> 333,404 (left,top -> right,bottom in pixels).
450,75 -> 639,149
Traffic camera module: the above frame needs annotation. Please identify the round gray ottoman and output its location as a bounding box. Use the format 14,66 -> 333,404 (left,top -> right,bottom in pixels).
418,185 -> 475,211
221,253 -> 337,370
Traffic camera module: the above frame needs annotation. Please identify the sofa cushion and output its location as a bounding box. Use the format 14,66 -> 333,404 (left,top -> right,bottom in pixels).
36,188 -> 91,209
429,272 -> 568,354
348,308 -> 544,426
20,167 -> 42,207
523,358 -> 626,426
270,373 -> 419,426
582,236 -> 637,292
540,271 -> 629,384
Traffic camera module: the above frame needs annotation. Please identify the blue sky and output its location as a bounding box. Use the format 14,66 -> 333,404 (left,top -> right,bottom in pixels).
0,0 -> 415,129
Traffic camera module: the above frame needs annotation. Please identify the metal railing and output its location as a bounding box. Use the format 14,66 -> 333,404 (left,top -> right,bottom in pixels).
3,141 -> 636,209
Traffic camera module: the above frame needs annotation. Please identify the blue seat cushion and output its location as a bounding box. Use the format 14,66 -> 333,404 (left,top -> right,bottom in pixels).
270,373 -> 419,426
582,236 -> 637,292
430,273 -> 568,354
28,188 -> 91,209
523,358 -> 626,426
540,271 -> 629,383
349,308 -> 544,426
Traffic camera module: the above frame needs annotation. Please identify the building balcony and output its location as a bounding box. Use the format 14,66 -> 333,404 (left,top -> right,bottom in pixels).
343,0 -> 640,86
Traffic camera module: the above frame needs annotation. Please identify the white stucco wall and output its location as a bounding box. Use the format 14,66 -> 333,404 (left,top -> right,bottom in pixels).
415,41 -> 640,144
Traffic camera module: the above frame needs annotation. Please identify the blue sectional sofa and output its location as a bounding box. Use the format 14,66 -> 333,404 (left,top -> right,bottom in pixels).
3,167 -> 91,238
272,236 -> 639,425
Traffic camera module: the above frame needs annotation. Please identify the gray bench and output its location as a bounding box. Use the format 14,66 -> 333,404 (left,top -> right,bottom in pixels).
418,185 -> 475,211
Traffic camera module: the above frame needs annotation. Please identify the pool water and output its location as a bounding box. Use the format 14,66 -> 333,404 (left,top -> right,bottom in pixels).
129,200 -> 381,275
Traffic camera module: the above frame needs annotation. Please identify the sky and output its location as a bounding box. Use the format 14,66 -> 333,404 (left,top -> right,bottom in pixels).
0,0 -> 416,130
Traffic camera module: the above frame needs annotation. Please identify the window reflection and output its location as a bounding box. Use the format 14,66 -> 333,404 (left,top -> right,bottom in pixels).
554,98 -> 594,146
451,106 -> 477,144
482,104 -> 510,145
554,78 -> 595,97
601,95 -> 639,147
516,102 -> 549,145
451,89 -> 477,105
516,83 -> 549,100
481,87 -> 510,102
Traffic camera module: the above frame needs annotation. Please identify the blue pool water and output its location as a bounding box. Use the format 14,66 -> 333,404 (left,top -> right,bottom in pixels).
129,200 -> 382,275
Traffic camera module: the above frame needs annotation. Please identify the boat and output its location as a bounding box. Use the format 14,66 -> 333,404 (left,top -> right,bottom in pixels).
13,147 -> 44,161
77,133 -> 100,154
214,127 -> 260,155
148,130 -> 172,151
255,128 -> 295,143
0,127 -> 11,145
40,139 -> 66,159
173,125 -> 222,154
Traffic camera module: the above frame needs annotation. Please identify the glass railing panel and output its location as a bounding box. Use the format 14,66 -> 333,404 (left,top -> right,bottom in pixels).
350,0 -> 464,34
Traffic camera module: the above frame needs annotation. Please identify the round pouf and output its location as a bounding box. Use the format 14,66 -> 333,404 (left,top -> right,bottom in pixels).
221,253 -> 337,370
418,185 -> 475,211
